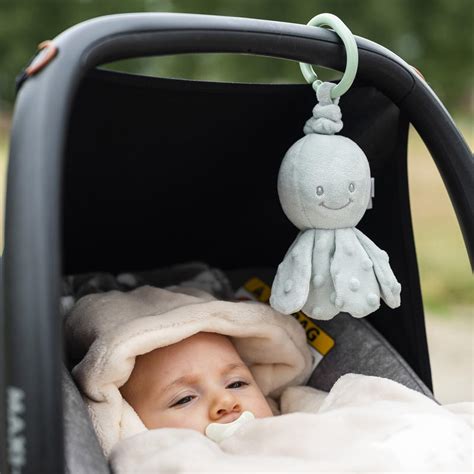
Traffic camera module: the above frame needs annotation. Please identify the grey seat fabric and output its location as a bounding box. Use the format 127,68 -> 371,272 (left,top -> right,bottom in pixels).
63,366 -> 109,474
307,314 -> 434,398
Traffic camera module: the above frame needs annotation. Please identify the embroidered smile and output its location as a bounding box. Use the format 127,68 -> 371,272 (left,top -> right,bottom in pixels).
319,199 -> 353,210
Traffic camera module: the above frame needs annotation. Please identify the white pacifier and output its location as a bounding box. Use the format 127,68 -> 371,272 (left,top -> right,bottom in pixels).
205,411 -> 255,443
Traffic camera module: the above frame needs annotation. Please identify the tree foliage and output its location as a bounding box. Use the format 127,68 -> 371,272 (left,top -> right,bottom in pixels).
0,0 -> 472,113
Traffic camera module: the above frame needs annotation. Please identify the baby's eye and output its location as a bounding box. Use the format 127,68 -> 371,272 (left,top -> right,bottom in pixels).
171,395 -> 195,407
316,186 -> 324,196
226,381 -> 249,389
349,182 -> 355,192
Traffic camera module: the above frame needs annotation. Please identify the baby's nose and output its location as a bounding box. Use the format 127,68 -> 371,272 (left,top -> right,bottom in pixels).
210,392 -> 242,420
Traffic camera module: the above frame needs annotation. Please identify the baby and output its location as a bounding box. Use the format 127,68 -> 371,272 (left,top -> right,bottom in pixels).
120,332 -> 274,436
65,284 -> 313,456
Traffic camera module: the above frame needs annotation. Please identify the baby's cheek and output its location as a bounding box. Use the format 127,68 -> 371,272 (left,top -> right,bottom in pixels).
256,398 -> 274,418
247,391 -> 274,418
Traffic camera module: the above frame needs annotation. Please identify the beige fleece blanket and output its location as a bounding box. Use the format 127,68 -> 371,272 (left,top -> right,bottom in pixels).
65,285 -> 314,456
109,374 -> 473,473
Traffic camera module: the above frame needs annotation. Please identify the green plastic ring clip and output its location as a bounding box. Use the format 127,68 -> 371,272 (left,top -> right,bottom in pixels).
299,13 -> 359,99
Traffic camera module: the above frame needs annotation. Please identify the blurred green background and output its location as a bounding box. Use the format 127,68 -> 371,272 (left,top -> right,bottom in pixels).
0,0 -> 472,317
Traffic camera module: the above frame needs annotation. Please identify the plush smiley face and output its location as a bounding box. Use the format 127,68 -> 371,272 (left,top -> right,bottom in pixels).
277,134 -> 371,230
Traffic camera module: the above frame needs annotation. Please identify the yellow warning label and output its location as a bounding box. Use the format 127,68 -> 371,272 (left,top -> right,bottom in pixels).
291,311 -> 335,356
242,277 -> 335,357
243,277 -> 272,303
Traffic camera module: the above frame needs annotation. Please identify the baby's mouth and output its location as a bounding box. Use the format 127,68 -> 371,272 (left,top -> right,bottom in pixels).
205,411 -> 255,443
218,412 -> 242,424
320,198 -> 353,210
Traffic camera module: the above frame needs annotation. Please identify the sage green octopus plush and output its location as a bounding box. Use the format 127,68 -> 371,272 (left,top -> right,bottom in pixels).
270,82 -> 401,320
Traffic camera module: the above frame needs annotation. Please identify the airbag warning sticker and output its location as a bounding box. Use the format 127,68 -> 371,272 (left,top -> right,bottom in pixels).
236,277 -> 335,359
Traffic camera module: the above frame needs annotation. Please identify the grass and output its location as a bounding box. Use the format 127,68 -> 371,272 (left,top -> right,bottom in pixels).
0,113 -> 472,316
407,116 -> 473,314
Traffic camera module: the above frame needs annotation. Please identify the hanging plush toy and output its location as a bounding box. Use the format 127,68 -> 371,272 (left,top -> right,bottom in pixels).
270,14 -> 401,320
270,81 -> 401,320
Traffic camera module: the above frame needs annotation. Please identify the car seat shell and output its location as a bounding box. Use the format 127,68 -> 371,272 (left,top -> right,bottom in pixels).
1,13 -> 472,474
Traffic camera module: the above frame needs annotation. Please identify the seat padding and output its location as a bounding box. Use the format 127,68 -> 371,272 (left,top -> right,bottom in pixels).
307,314 -> 434,398
63,366 -> 109,474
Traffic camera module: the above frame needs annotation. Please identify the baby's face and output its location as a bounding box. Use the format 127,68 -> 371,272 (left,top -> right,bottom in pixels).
120,332 -> 273,434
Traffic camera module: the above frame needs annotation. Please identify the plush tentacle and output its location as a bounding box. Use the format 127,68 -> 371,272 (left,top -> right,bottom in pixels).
270,230 -> 315,314
331,229 -> 381,318
302,229 -> 338,320
353,228 -> 401,308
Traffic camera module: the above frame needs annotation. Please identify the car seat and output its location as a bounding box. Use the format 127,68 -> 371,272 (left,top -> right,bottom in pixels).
1,13 -> 472,474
